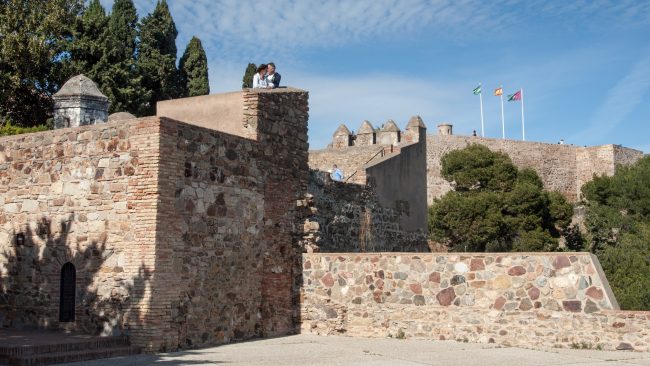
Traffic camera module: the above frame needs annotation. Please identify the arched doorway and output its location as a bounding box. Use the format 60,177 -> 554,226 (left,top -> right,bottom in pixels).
59,262 -> 76,322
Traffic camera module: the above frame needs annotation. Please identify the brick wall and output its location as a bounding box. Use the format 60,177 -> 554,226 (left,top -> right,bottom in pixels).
0,88 -> 310,352
301,253 -> 650,351
0,118 -> 161,344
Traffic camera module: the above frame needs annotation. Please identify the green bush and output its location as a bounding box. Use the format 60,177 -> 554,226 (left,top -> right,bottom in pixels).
429,144 -> 574,252
0,121 -> 49,136
582,156 -> 650,310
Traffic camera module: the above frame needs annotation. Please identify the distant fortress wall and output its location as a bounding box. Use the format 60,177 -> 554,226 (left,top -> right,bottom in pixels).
311,120 -> 644,205
427,134 -> 643,203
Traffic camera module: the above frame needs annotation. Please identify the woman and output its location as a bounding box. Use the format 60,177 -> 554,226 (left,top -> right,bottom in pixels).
252,64 -> 268,88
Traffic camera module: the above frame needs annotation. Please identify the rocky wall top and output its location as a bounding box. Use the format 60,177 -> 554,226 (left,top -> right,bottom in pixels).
301,171 -> 428,253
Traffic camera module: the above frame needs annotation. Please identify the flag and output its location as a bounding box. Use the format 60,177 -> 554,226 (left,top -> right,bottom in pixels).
473,85 -> 481,95
494,87 -> 503,96
507,90 -> 522,101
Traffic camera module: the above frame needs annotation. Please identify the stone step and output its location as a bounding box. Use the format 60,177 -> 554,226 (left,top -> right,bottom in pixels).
7,345 -> 140,366
0,337 -> 130,358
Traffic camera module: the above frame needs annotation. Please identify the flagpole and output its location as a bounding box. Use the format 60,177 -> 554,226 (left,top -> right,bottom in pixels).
521,88 -> 525,141
479,84 -> 485,137
500,85 -> 505,139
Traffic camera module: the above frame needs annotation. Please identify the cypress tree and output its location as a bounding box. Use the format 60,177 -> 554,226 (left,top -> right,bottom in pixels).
242,63 -> 257,88
138,0 -> 178,115
178,37 -> 209,97
0,0 -> 83,126
103,0 -> 149,115
69,0 -> 109,84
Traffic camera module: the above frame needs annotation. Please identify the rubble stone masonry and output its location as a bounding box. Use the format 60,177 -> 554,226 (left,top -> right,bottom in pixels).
301,253 -> 650,351
0,117 -> 162,346
0,88 -> 309,352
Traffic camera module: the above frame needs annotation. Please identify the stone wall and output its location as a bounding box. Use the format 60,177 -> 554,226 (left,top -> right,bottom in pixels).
156,91 -> 249,139
301,171 -> 428,253
307,124 -> 428,252
0,118 -> 161,344
309,145 -> 390,184
53,96 -> 109,129
366,134 -> 427,232
427,135 -> 643,204
0,88 -> 310,352
301,253 -> 650,351
150,88 -> 309,350
427,135 -> 579,203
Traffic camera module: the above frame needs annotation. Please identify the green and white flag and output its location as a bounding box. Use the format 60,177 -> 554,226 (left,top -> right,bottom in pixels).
473,85 -> 482,95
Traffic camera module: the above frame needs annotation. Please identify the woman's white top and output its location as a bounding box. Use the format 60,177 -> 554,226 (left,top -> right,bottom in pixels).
253,73 -> 268,88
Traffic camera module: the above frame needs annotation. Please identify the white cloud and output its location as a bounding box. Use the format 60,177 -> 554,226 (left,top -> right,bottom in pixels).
574,50 -> 650,142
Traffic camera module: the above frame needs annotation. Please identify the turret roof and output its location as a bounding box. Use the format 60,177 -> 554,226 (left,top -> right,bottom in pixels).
358,120 -> 376,134
54,74 -> 108,100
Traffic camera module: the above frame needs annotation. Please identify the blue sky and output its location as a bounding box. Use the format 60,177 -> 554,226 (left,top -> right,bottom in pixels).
100,0 -> 650,152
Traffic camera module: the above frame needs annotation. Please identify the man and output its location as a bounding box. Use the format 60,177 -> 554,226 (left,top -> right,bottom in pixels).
330,164 -> 344,181
266,62 -> 281,88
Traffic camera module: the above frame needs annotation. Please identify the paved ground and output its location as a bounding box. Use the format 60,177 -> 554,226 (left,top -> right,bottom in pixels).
57,334 -> 650,366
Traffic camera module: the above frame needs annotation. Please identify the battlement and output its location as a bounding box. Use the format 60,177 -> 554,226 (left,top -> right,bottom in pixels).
330,116 -> 427,148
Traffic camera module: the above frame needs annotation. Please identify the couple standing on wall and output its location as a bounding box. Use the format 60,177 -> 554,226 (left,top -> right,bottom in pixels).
252,63 -> 281,89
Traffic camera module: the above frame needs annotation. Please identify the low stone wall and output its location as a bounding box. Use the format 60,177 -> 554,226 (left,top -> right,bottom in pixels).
301,253 -> 650,351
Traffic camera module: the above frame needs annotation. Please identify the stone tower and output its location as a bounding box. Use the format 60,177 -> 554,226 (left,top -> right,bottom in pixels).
403,116 -> 427,143
332,124 -> 352,148
437,123 -> 453,136
377,119 -> 401,145
356,120 -> 376,146
53,75 -> 110,129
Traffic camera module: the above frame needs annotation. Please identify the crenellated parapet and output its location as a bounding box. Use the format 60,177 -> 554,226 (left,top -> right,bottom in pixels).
329,116 -> 427,149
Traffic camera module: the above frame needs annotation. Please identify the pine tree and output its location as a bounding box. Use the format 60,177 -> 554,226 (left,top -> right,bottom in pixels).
69,0 -> 109,84
102,0 -> 149,115
137,0 -> 178,115
0,0 -> 83,126
178,37 -> 209,97
242,63 -> 257,88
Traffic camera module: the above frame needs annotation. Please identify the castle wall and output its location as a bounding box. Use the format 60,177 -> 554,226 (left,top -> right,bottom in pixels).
309,145 -> 389,185
426,135 -> 644,204
301,171 -> 428,253
156,91 -> 250,139
366,139 -> 427,233
0,88 -> 310,352
301,252 -> 650,351
427,135 -> 579,203
0,118 -> 161,345
149,89 -> 310,351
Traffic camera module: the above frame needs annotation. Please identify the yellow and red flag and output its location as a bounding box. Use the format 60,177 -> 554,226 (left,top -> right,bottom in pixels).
494,87 -> 503,96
